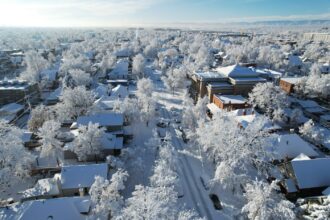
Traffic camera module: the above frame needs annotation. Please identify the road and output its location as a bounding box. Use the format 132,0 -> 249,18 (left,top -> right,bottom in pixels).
155,88 -> 226,219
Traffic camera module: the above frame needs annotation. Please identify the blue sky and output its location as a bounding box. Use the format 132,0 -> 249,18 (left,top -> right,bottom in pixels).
0,0 -> 329,27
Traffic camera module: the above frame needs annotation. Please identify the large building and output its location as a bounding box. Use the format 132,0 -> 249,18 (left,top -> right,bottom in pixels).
191,64 -> 267,102
303,33 -> 330,43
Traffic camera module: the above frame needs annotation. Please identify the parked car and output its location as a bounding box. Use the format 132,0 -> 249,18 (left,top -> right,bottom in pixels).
157,118 -> 170,128
209,194 -> 222,210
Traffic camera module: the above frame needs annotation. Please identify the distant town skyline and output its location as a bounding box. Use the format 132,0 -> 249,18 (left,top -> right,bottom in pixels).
0,0 -> 329,27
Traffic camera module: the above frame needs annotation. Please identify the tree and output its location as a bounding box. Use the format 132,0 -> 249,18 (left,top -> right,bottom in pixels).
249,82 -> 289,120
56,86 -> 95,121
112,97 -> 140,124
72,122 -> 105,161
118,185 -> 178,220
297,196 -> 330,220
132,54 -> 145,78
38,120 -> 62,160
242,180 -> 296,220
68,69 -> 92,87
162,67 -> 188,94
20,50 -> 50,84
100,53 -> 116,75
28,104 -> 54,132
299,119 -> 324,146
0,120 -> 34,191
89,169 -> 129,219
136,78 -> 155,126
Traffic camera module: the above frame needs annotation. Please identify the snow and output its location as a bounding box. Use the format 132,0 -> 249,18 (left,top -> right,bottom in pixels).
234,114 -> 281,130
292,158 -> 330,189
60,163 -> 108,190
110,85 -> 129,99
273,134 -> 319,159
207,103 -> 222,115
194,71 -> 225,80
20,176 -> 60,199
297,100 -> 320,108
0,103 -> 24,114
76,113 -> 124,128
46,87 -> 62,102
320,114 -> 330,121
304,106 -> 326,114
322,187 -> 330,196
280,77 -> 302,84
207,82 -> 233,88
21,131 -> 33,143
0,196 -> 91,220
292,153 -> 311,161
217,64 -> 259,78
230,77 -> 267,84
0,80 -> 31,90
215,95 -> 247,104
94,84 -> 109,98
108,59 -> 129,79
284,179 -> 298,193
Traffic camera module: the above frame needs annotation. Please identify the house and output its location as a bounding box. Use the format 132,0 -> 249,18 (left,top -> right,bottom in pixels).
110,85 -> 129,99
303,33 -> 330,43
106,79 -> 129,87
20,175 -> 61,201
31,156 -> 61,175
59,163 -> 108,196
289,158 -> 330,197
108,59 -> 129,80
234,113 -> 282,131
0,80 -> 39,106
0,103 -> 24,123
63,132 -> 124,160
94,84 -> 109,98
212,94 -> 250,110
279,77 -> 302,94
45,87 -> 62,105
296,100 -> 327,121
206,82 -> 233,102
321,63 -> 330,74
75,113 -> 124,132
272,134 -> 319,160
0,196 -> 91,220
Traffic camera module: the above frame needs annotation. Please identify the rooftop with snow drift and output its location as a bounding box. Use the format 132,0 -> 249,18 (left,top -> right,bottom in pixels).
214,95 -> 247,104
216,64 -> 259,78
60,163 -> 108,190
76,113 -> 124,127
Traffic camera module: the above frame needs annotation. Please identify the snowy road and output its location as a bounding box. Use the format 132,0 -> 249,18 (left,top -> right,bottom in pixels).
157,95 -> 226,220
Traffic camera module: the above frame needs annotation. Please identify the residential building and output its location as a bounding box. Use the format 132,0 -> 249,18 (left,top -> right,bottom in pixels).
0,80 -> 39,105
212,94 -> 250,110
279,77 -> 302,94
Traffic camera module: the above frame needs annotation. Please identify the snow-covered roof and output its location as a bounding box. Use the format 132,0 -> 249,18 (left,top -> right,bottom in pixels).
207,103 -> 222,115
94,84 -> 109,98
292,158 -> 330,189
0,103 -> 24,114
274,134 -> 319,159
256,69 -> 283,78
288,55 -> 303,67
234,114 -> 281,130
76,113 -> 124,127
22,131 -> 33,142
46,87 -> 62,101
280,77 -> 302,84
304,106 -> 327,114
284,178 -> 298,193
320,114 -> 330,121
292,153 -> 311,161
108,59 -> 128,77
217,64 -> 259,78
207,82 -> 233,88
194,71 -> 226,80
0,80 -> 32,90
297,100 -> 319,108
230,77 -> 267,84
35,157 -> 60,169
322,187 -> 330,196
215,95 -> 247,104
0,196 -> 91,220
41,69 -> 58,81
60,163 -> 108,190
99,133 -> 123,150
110,85 -> 128,99
21,176 -> 60,199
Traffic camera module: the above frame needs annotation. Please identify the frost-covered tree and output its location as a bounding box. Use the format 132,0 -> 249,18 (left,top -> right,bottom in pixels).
136,78 -> 155,126
242,180 -> 296,220
20,50 -> 50,84
56,86 -> 95,121
38,120 -> 62,160
298,197 -> 330,220
28,104 -> 54,132
72,122 -> 105,161
162,67 -> 188,94
99,53 -> 116,75
0,120 -> 34,191
132,54 -> 145,78
299,119 -> 324,146
68,69 -> 92,87
112,97 -> 140,124
249,82 -> 289,120
118,185 -> 178,220
197,113 -> 277,193
89,169 -> 128,219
